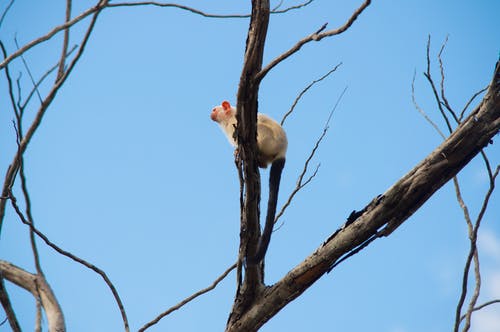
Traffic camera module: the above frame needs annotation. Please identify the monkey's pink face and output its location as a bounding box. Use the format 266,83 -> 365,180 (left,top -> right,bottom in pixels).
210,107 -> 222,122
211,101 -> 233,123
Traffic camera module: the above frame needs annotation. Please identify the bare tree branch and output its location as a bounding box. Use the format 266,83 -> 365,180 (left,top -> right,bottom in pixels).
0,42 -> 20,117
0,0 -> 15,30
7,191 -> 130,332
227,1 -> 271,329
35,292 -> 42,332
12,122 -> 44,275
109,0 -> 313,16
19,45 -> 77,112
0,260 -> 65,332
454,164 -> 499,332
139,263 -> 237,332
272,0 -> 314,14
57,0 -> 72,80
256,0 -> 371,81
415,43 -> 500,332
225,60 -> 500,331
0,0 -> 105,234
460,86 -> 488,122
460,299 -> 500,322
411,70 -> 446,139
275,86 -> 347,230
281,62 -> 341,126
437,35 -> 460,124
14,37 -> 43,105
0,275 -> 21,332
423,35 -> 453,133
0,1 -> 102,71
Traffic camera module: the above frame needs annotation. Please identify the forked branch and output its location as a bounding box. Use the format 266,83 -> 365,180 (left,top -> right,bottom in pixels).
225,60 -> 500,332
256,0 -> 371,81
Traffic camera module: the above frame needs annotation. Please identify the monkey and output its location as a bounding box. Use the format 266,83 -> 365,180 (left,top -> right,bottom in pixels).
211,100 -> 287,263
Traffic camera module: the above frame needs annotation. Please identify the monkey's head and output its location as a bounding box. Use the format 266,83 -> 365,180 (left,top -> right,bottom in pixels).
210,100 -> 235,124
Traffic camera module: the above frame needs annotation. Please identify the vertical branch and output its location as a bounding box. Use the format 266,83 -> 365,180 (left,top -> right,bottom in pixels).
0,276 -> 21,332
227,0 -> 270,329
57,0 -> 72,81
235,0 -> 270,283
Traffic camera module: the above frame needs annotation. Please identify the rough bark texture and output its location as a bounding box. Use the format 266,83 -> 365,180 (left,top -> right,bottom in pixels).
226,1 -> 270,330
0,260 -> 65,332
226,61 -> 500,331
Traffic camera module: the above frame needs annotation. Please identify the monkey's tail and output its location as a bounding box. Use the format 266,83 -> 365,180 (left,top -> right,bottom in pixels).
251,158 -> 285,264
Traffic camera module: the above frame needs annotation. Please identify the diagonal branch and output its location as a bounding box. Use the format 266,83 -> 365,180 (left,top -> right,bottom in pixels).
226,60 -> 500,331
139,263 -> 237,332
256,0 -> 370,82
0,260 -> 65,332
459,87 -> 487,122
0,0 -> 104,234
275,86 -> 347,229
8,191 -> 129,332
281,62 -> 341,126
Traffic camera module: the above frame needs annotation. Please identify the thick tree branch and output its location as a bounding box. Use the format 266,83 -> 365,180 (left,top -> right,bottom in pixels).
225,60 -> 500,331
0,260 -> 65,332
0,276 -> 21,332
226,1 -> 270,330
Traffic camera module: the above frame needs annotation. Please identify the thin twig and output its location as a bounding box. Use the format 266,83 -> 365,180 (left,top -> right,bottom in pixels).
272,0 -> 314,14
437,35 -> 459,123
0,1 -> 103,70
414,44 -> 500,332
8,191 -> 130,332
0,0 -> 104,235
139,263 -> 237,332
109,0 -> 313,16
19,45 -> 77,112
256,0 -> 371,81
274,86 -> 347,230
423,35 -> 453,134
14,37 -> 43,104
0,0 -> 15,30
455,165 -> 499,332
272,0 -> 284,11
281,62 -> 342,126
459,299 -> 500,322
107,1 -> 248,17
411,70 -> 446,139
452,175 -> 478,332
327,230 -> 383,272
459,86 -> 488,122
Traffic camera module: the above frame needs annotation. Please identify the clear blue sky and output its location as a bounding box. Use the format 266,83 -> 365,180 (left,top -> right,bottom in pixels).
1,1 -> 499,331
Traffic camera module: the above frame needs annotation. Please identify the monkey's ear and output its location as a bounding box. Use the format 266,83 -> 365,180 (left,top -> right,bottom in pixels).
222,100 -> 231,111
